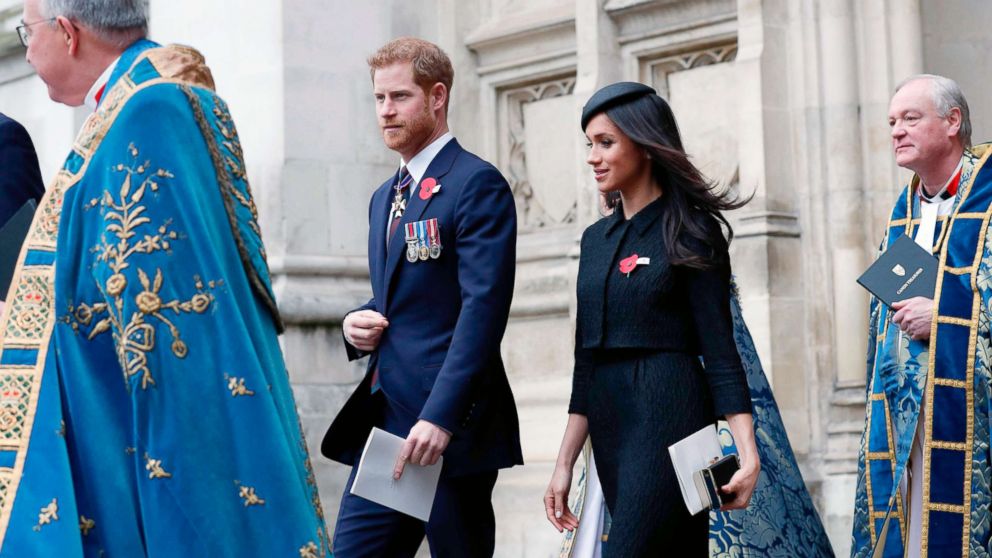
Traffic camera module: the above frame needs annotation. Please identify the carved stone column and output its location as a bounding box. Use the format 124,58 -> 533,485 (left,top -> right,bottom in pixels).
799,0 -> 923,552
574,0 -> 621,227
464,5 -> 581,554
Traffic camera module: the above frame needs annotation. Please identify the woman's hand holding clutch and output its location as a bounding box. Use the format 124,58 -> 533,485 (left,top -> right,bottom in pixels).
719,453 -> 760,510
720,412 -> 761,510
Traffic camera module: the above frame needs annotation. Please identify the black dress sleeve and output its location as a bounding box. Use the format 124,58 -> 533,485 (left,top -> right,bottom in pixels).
682,223 -> 752,417
568,314 -> 594,415
568,230 -> 594,415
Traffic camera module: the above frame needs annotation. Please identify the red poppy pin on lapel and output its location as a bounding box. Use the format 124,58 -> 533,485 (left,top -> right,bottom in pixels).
419,177 -> 441,200
619,254 -> 651,277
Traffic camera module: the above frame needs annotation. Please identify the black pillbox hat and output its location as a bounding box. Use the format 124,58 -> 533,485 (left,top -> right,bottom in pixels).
581,81 -> 657,130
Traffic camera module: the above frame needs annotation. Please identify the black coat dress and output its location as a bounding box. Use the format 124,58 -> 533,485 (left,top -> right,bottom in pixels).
568,196 -> 752,557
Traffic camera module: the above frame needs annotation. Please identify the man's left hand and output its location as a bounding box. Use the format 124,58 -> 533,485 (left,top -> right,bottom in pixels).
393,420 -> 451,479
892,297 -> 934,340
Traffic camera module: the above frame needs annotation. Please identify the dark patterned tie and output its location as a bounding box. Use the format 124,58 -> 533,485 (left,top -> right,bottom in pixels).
388,166 -> 413,247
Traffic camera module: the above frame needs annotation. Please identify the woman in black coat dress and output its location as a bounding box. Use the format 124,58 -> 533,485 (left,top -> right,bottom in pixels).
543,83 -> 761,557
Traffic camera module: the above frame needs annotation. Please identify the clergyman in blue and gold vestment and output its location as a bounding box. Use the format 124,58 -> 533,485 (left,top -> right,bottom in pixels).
0,1 -> 329,556
852,75 -> 992,558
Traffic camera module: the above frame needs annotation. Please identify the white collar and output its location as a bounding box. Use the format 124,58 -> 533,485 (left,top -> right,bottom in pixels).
84,55 -> 121,112
401,132 -> 454,183
919,160 -> 964,204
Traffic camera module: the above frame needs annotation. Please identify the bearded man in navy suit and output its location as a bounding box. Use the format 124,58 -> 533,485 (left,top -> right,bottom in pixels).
321,37 -> 522,557
0,113 -> 44,226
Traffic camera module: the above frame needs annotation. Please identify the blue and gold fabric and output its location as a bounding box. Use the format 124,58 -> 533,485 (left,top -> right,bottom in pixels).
852,144 -> 992,557
0,40 -> 329,557
561,283 -> 834,557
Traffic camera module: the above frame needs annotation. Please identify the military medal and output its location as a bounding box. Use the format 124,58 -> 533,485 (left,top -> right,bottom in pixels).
419,177 -> 441,201
428,218 -> 442,259
393,169 -> 413,218
390,194 -> 406,219
405,223 -> 419,263
618,254 -> 650,277
417,220 -> 430,261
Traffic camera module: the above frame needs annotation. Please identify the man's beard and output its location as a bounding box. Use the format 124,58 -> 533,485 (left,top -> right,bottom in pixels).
383,101 -> 435,154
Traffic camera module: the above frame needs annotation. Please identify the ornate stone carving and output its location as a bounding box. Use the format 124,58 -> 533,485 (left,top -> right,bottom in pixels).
498,76 -> 577,231
644,44 -> 737,99
641,43 -> 740,191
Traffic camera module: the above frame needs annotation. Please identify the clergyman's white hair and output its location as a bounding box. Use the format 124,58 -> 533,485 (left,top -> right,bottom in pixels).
42,0 -> 147,47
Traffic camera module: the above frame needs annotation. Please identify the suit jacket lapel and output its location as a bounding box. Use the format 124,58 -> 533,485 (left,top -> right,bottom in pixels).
369,178 -> 393,310
382,139 -> 462,312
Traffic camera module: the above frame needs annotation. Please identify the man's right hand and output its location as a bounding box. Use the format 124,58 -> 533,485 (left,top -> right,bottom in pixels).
891,297 -> 934,341
343,310 -> 389,352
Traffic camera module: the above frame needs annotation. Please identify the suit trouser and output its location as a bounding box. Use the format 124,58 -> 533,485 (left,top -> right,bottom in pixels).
332,394 -> 499,558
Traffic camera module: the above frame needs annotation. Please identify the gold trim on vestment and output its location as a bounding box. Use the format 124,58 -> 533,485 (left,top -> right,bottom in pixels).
944,266 -> 975,275
865,375 -> 879,543
926,502 -> 967,514
933,378 -> 968,389
919,146 -> 992,557
143,45 -> 215,91
882,396 -> 906,536
937,316 -> 975,327
890,215 -> 950,228
951,212 -> 988,220
929,441 -> 968,451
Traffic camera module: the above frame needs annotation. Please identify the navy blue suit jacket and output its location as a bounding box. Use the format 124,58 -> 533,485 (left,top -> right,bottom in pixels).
0,114 -> 44,226
322,139 -> 523,477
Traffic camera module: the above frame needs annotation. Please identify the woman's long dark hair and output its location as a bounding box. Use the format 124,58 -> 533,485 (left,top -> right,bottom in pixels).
602,95 -> 749,269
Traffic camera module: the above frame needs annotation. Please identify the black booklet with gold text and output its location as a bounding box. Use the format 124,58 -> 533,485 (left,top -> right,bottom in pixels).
857,233 -> 938,308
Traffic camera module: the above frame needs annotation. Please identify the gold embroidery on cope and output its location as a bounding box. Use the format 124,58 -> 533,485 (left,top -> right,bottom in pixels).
32,498 -> 58,531
210,97 -> 262,249
300,541 -> 319,558
294,412 -> 327,524
4,272 -> 53,344
213,105 -> 247,182
224,374 -> 255,397
304,453 -> 325,523
65,145 -> 217,389
181,86 -> 282,331
0,376 -> 30,439
238,485 -> 265,507
144,454 -> 172,479
145,45 -> 216,91
79,515 -> 95,536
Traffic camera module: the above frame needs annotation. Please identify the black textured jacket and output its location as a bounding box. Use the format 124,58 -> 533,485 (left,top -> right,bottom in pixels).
568,196 -> 752,417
